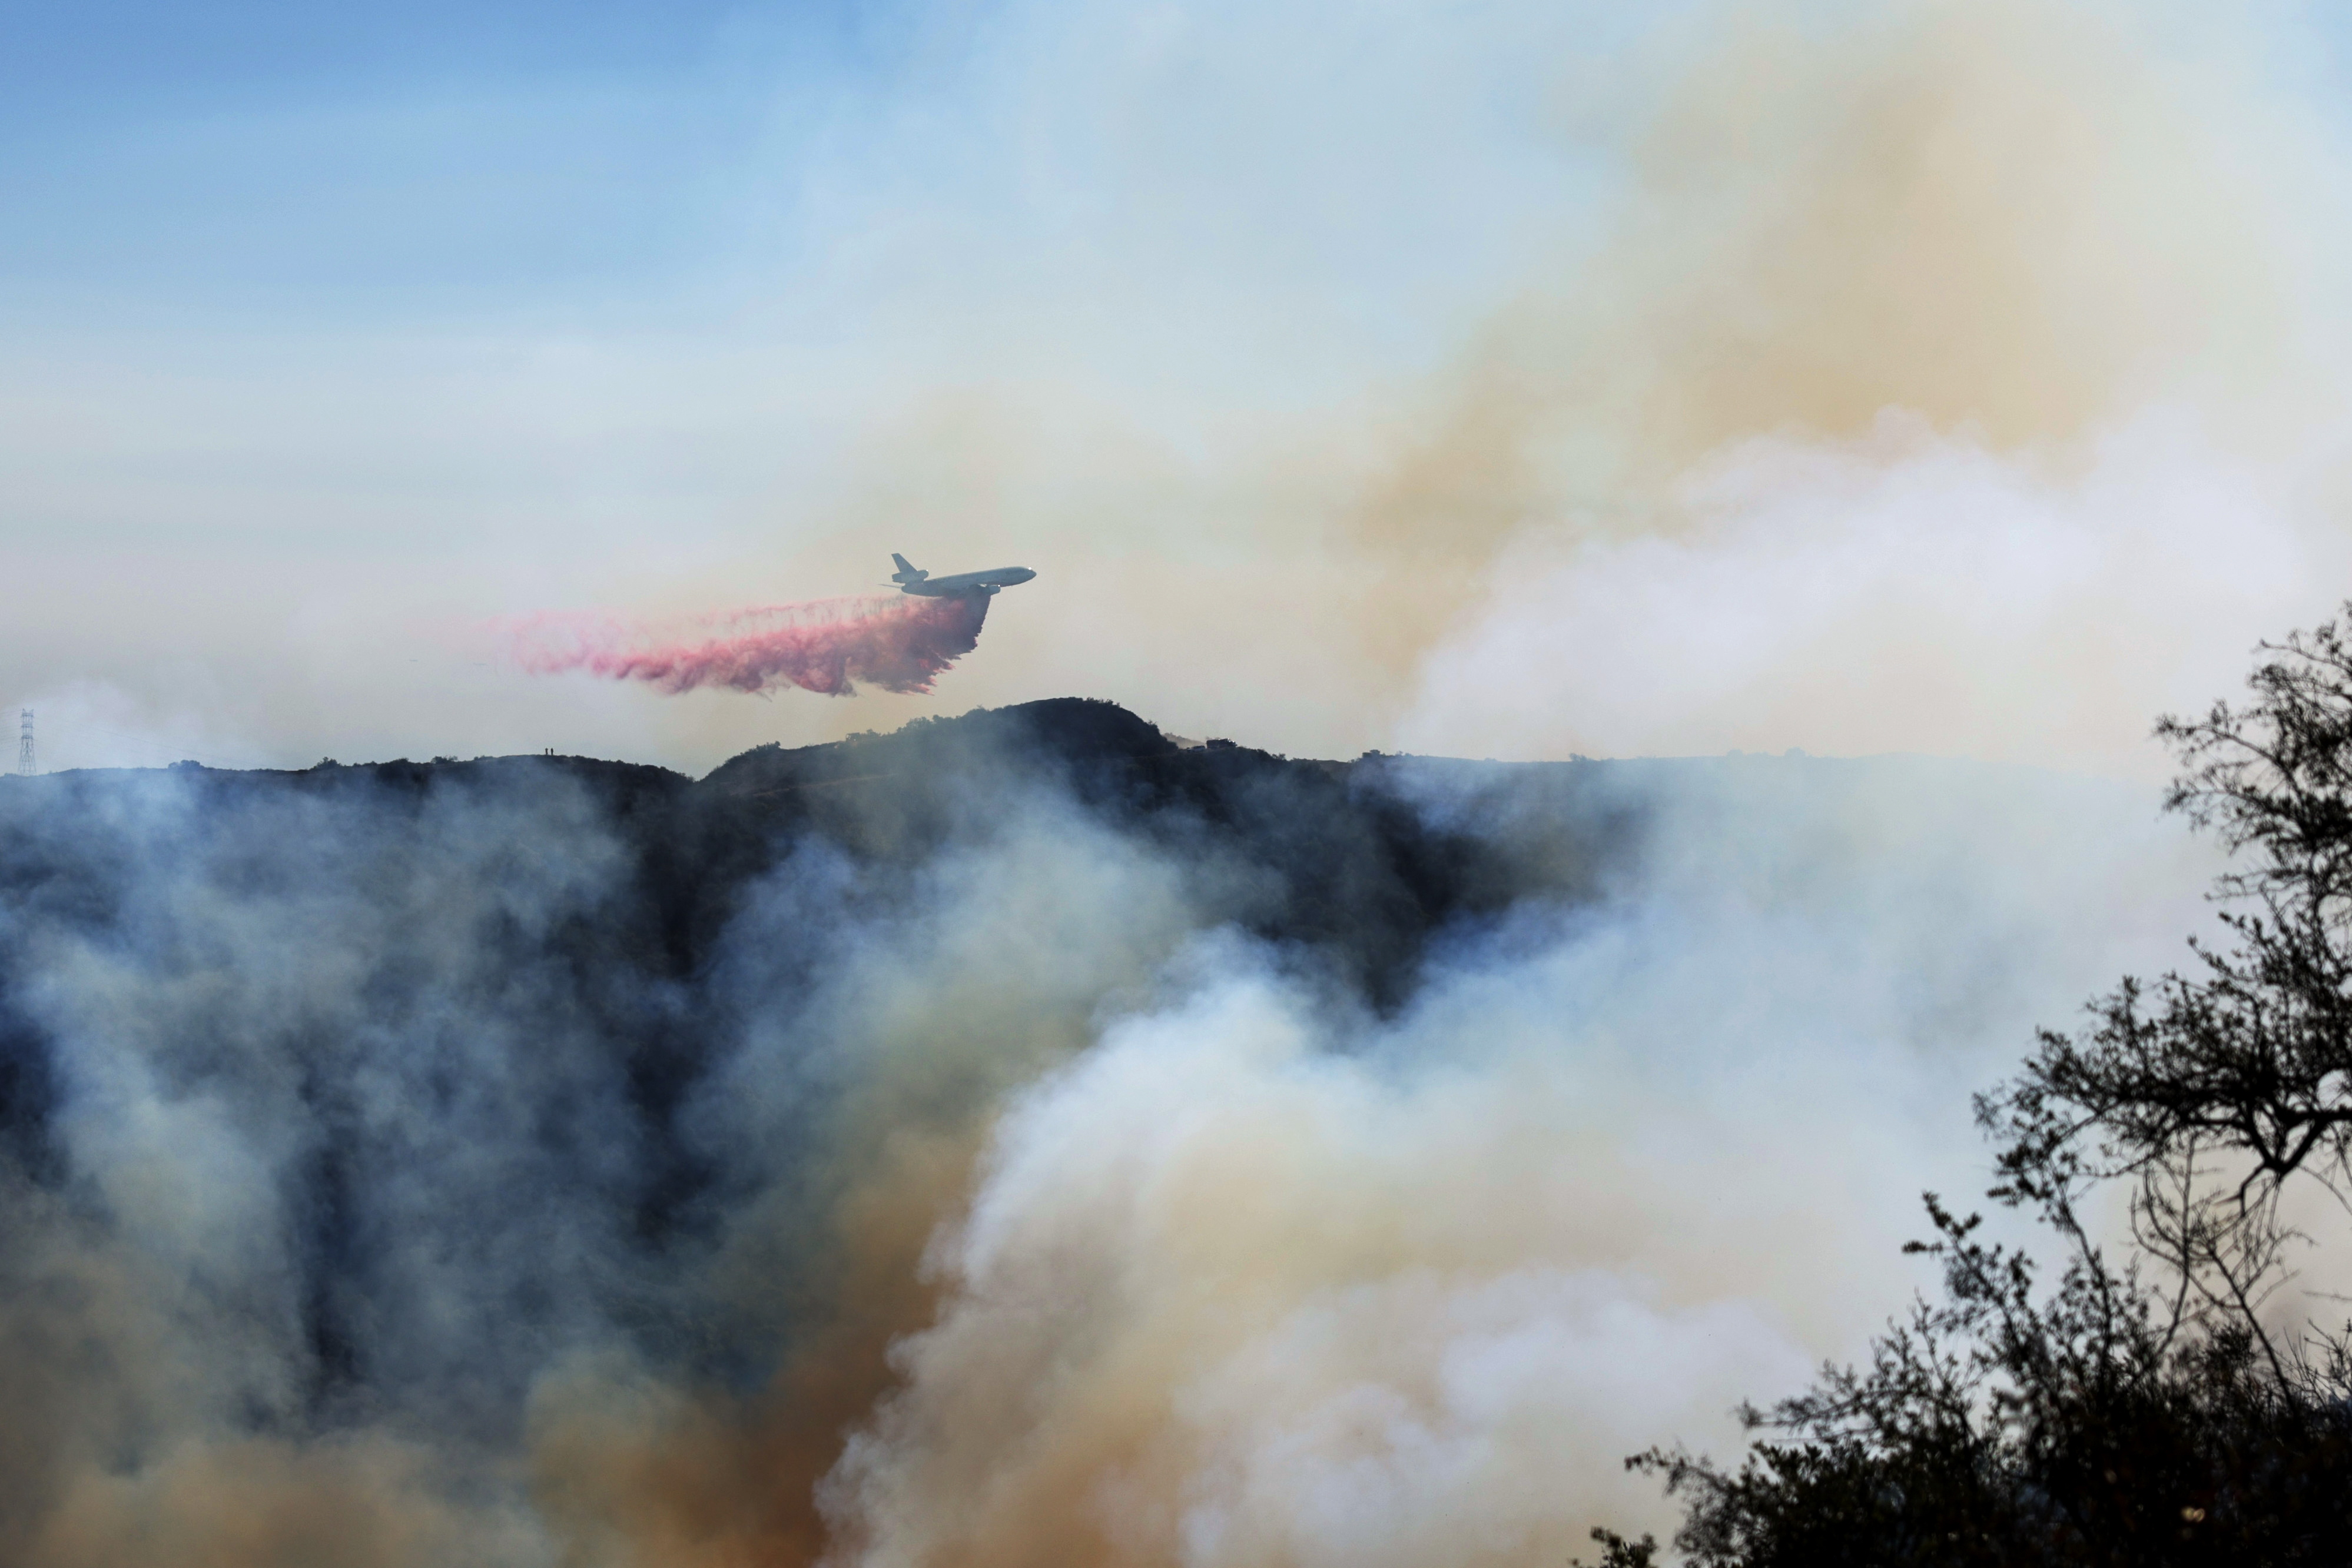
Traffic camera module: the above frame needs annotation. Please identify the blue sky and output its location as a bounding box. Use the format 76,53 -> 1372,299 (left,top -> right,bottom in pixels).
0,2 -> 884,315
11,0 -> 2348,347
0,0 -> 1613,330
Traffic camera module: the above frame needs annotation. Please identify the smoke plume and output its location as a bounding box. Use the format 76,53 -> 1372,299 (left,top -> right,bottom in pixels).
510,596 -> 990,697
0,716 -> 2222,1563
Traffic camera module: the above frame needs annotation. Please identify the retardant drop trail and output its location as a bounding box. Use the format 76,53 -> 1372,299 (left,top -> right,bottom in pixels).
510,594 -> 991,696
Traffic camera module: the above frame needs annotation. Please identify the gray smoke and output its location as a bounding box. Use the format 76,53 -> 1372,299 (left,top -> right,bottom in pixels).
0,734 -> 2219,1564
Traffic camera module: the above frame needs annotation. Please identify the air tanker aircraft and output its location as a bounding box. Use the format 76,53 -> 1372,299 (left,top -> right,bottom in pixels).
889,554 -> 1038,597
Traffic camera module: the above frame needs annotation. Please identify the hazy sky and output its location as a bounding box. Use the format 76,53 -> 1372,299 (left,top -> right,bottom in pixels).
8,0 -> 2352,774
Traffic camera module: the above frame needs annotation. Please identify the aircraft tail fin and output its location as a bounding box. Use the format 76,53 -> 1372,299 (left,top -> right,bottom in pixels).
890,553 -> 927,584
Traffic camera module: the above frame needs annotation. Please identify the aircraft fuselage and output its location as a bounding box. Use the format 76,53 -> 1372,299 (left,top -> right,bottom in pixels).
890,554 -> 1037,598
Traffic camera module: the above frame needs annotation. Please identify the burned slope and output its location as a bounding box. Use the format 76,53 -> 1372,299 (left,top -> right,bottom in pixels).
0,700 -> 2154,1568
0,700 -> 1644,1459
0,701 -> 1660,1227
678,698 -> 1631,1005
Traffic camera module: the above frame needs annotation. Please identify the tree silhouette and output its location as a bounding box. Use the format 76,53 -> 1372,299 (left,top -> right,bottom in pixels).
1619,610 -> 2352,1566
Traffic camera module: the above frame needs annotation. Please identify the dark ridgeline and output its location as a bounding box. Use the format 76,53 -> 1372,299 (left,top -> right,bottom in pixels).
0,697 -> 1634,1003
9,697 -> 1640,1014
684,697 -> 1641,1002
0,697 -> 1647,1449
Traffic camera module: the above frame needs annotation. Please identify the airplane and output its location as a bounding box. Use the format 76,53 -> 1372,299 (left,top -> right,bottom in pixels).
888,553 -> 1038,599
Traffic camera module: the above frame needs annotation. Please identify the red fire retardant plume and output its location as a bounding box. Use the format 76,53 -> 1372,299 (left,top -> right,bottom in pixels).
512,594 -> 991,696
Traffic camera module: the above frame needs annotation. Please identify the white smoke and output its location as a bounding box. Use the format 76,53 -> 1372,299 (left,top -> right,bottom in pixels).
1399,411 -> 2350,772
825,754 -> 2221,1560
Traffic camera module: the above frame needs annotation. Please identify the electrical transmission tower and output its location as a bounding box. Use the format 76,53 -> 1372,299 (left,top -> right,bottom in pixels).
15,709 -> 31,776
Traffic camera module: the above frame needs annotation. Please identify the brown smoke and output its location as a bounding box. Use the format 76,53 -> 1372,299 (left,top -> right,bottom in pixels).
523,805 -> 1205,1568
527,1135 -> 975,1568
1353,0 -> 2327,669
0,1170 -> 504,1568
28,1440 -> 483,1568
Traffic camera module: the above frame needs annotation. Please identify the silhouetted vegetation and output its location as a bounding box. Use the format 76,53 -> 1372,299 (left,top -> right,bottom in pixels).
1614,613 -> 2352,1565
